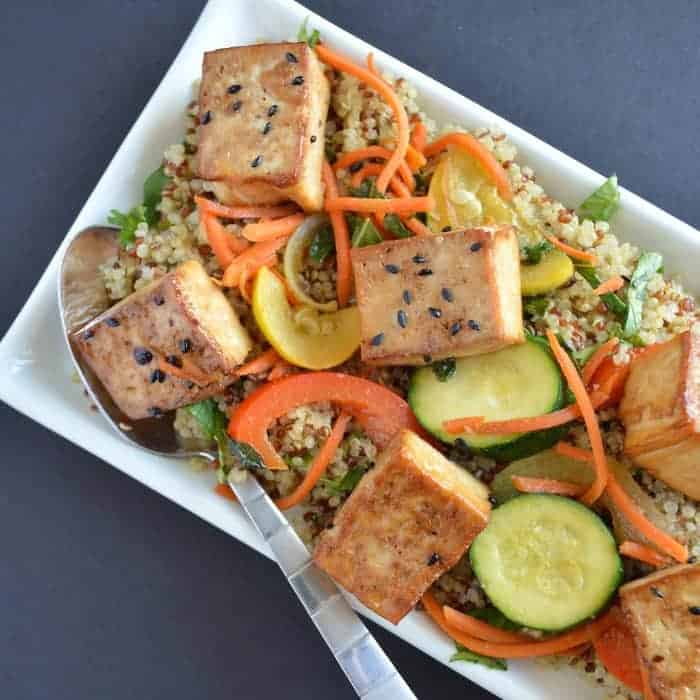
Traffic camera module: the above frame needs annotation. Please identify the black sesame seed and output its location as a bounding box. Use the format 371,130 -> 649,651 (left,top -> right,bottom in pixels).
423,354 -> 432,363
384,263 -> 400,274
441,226 -> 451,232
428,307 -> 442,318
105,317 -> 120,327
185,381 -> 196,390
370,332 -> 385,347
227,83 -> 242,94
470,241 -> 483,252
450,321 -> 463,336
286,52 -> 298,63
689,606 -> 700,615
267,104 -> 278,117
412,254 -> 426,264
417,268 -> 433,276
201,110 -> 212,125
150,369 -> 166,384
153,294 -> 165,306
310,135 -> 317,143
291,75 -> 304,85
133,347 -> 153,365
427,552 -> 441,566
349,161 -> 364,173
397,310 -> 408,328
82,328 -> 95,340
468,319 -> 481,331
402,290 -> 412,305
262,121 -> 272,135
231,100 -> 242,112
251,155 -> 263,168
179,338 -> 192,354
488,495 -> 498,506
650,586 -> 664,599
689,556 -> 698,564
441,287 -> 454,302
148,407 -> 163,418
166,355 -> 182,368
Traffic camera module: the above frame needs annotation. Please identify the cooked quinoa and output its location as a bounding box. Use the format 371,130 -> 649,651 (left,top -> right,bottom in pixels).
98,63 -> 699,700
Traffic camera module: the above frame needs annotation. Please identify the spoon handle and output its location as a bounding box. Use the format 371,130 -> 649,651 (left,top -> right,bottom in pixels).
229,474 -> 417,700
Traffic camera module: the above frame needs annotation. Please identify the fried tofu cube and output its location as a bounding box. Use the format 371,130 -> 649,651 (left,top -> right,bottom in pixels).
350,226 -> 524,365
313,429 -> 491,624
197,42 -> 330,211
619,322 -> 700,500
75,260 -> 252,420
620,563 -> 700,700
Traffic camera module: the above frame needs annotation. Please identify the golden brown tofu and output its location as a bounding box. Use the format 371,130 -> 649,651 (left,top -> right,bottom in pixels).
620,563 -> 700,700
350,226 -> 524,365
619,323 -> 700,500
76,260 -> 252,420
314,429 -> 491,624
197,42 -> 329,211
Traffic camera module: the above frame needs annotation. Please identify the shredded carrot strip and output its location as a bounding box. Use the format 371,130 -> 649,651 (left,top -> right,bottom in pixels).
236,348 -> 281,377
545,235 -> 599,264
214,483 -> 237,501
349,162 -> 411,197
316,45 -> 410,194
619,541 -> 672,568
411,120 -> 428,152
405,144 -> 427,171
442,606 -> 527,643
555,442 -> 689,564
639,654 -> 658,700
401,216 -> 433,237
366,51 -> 381,79
241,213 -> 305,242
200,212 -> 234,268
238,265 -> 255,303
511,475 -> 587,497
443,390 -> 608,435
275,412 -> 352,510
332,146 -> 414,190
325,195 -> 434,214
227,231 -> 251,255
222,237 -> 287,287
422,592 -> 614,658
593,276 -> 625,296
423,133 -> 513,201
582,338 -> 620,386
158,357 -> 216,387
546,330 -> 608,505
195,196 -> 298,220
322,161 -> 352,307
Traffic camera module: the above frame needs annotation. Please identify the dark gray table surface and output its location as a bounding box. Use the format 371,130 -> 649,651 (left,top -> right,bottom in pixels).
1,1 -> 698,698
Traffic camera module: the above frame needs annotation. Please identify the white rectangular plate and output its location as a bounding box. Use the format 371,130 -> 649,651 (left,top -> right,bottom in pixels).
2,1 -> 698,698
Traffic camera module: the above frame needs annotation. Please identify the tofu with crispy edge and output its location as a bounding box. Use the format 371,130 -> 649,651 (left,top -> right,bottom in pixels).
619,322 -> 700,500
313,429 -> 491,624
75,260 -> 252,420
620,563 -> 700,700
197,42 -> 330,212
351,226 -> 523,365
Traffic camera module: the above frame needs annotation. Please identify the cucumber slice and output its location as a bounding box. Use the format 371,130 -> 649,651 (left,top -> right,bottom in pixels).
408,338 -> 564,461
520,249 -> 574,296
470,494 -> 622,631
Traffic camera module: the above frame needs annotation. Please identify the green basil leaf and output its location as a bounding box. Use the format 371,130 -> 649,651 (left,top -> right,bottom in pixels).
297,17 -> 321,48
523,296 -> 549,317
468,607 -> 520,632
577,175 -> 620,222
321,467 -> 366,495
142,165 -> 171,226
383,214 -> 412,238
522,239 -> 554,265
348,214 -> 382,248
624,251 -> 663,337
186,399 -> 228,465
309,224 -> 335,263
450,644 -> 507,671
413,172 -> 429,192
576,265 -> 628,320
228,438 -> 265,471
108,205 -> 147,247
432,358 -> 456,382
348,179 -> 385,199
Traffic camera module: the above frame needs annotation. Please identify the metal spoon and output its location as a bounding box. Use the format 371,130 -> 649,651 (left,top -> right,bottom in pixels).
58,226 -> 417,700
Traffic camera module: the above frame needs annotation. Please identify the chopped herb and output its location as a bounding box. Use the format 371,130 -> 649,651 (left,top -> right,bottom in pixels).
624,251 -> 663,337
576,265 -> 628,320
522,239 -> 554,265
450,644 -> 507,671
348,214 -> 382,247
469,606 -> 521,632
578,175 -> 620,222
383,213 -> 412,238
432,358 -> 456,382
297,17 -> 321,48
143,166 -> 172,226
108,205 -> 147,247
324,141 -> 337,164
413,172 -> 429,192
523,296 -> 550,317
186,399 -> 229,466
309,224 -> 335,263
320,467 -> 366,495
228,438 -> 265,471
348,179 -> 385,199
